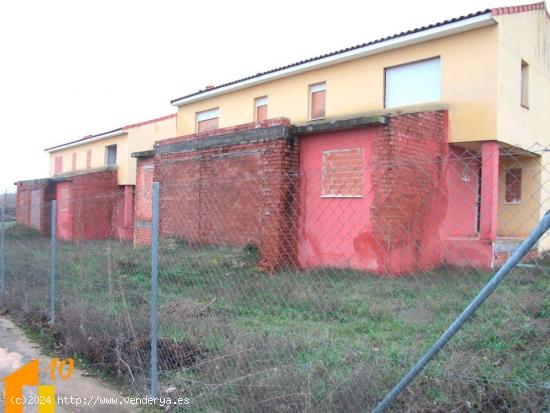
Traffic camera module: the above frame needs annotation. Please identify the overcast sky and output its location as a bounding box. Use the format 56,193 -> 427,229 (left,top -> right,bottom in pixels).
0,0 -> 538,193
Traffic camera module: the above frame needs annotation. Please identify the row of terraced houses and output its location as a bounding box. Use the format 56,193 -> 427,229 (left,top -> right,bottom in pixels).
16,3 -> 550,273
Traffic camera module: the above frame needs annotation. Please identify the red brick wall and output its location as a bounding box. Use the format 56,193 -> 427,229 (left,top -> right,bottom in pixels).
16,171 -> 132,241
367,110 -> 448,273
153,119 -> 299,270
15,179 -> 54,237
134,158 -> 154,245
63,169 -> 124,241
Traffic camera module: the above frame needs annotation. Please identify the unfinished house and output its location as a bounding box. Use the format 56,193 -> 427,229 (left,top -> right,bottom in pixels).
16,114 -> 176,241
132,3 -> 549,273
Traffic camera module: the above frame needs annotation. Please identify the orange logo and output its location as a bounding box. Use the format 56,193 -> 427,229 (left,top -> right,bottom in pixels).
2,358 -> 73,413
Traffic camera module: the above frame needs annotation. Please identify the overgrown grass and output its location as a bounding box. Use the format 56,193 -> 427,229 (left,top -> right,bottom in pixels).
2,225 -> 549,412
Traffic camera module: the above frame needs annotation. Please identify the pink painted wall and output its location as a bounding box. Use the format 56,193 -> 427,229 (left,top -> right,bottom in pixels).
298,127 -> 376,270
480,142 -> 500,240
439,148 -> 480,238
56,182 -> 73,241
112,185 -> 135,240
296,111 -> 497,274
438,147 -> 495,270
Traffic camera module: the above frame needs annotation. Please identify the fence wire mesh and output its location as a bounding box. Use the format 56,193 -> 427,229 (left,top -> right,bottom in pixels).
2,144 -> 549,412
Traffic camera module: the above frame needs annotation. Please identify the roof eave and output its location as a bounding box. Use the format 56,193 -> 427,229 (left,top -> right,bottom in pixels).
171,12 -> 495,107
45,129 -> 128,153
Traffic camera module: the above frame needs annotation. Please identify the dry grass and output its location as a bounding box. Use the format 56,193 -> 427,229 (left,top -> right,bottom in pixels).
2,225 -> 549,412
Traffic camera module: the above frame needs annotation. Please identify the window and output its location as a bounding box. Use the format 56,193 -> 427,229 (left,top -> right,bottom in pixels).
505,168 -> 522,203
54,156 -> 63,174
309,82 -> 326,120
385,57 -> 441,108
521,60 -> 529,108
105,144 -> 117,166
72,153 -> 77,172
255,96 -> 268,122
196,108 -> 219,132
86,149 -> 92,169
321,148 -> 364,197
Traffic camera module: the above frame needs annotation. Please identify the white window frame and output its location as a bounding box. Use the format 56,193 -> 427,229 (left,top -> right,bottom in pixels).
196,108 -> 219,131
105,144 -> 117,166
255,96 -> 268,108
254,96 -> 268,121
521,60 -> 529,109
309,82 -> 327,120
384,57 -> 441,108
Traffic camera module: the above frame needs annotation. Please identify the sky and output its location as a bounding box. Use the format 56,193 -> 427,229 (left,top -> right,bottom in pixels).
0,0 -> 538,193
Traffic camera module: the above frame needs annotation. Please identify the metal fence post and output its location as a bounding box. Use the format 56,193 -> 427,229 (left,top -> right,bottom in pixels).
372,210 -> 550,413
0,206 -> 5,305
50,201 -> 57,324
151,182 -> 160,398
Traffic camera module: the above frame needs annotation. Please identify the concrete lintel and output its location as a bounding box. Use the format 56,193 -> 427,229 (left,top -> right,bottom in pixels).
157,125 -> 292,155
292,115 -> 387,136
131,150 -> 155,158
14,177 -> 53,186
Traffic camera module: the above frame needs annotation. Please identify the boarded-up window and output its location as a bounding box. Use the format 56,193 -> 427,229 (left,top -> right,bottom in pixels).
309,83 -> 326,120
86,149 -> 92,169
197,108 -> 219,132
322,148 -> 364,197
54,156 -> 63,174
30,189 -> 41,229
505,168 -> 522,203
521,60 -> 529,108
105,144 -> 117,166
255,96 -> 268,122
72,153 -> 77,172
385,57 -> 441,108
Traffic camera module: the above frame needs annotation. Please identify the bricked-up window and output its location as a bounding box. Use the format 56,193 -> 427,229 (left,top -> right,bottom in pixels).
505,168 -> 522,203
385,57 -> 441,108
54,156 -> 63,174
72,153 -> 77,172
86,149 -> 92,169
322,148 -> 364,197
255,96 -> 268,122
105,144 -> 117,166
521,60 -> 529,108
196,108 -> 219,132
309,82 -> 326,120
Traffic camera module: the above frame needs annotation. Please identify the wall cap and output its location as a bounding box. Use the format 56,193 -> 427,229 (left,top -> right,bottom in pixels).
157,125 -> 292,155
132,150 -> 155,158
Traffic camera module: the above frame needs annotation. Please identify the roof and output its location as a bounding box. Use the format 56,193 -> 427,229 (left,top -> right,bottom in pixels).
45,113 -> 176,152
492,1 -> 547,15
122,113 -> 176,130
170,2 -> 546,106
45,128 -> 125,152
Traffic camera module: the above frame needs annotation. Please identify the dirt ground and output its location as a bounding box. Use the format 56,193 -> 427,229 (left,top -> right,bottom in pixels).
0,316 -> 137,412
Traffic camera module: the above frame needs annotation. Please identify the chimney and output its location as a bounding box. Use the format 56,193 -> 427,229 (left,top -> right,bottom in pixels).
205,85 -> 215,90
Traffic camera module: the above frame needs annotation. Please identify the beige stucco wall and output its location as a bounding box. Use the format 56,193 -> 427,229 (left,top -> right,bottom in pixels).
176,26 -> 499,143
497,155 -> 541,237
538,152 -> 550,250
48,115 -> 176,186
494,9 -> 550,247
126,116 -> 176,185
495,9 -> 550,150
48,134 -> 128,182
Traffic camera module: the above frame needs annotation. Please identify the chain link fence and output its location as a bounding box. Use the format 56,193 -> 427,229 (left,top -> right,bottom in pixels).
1,146 -> 549,412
